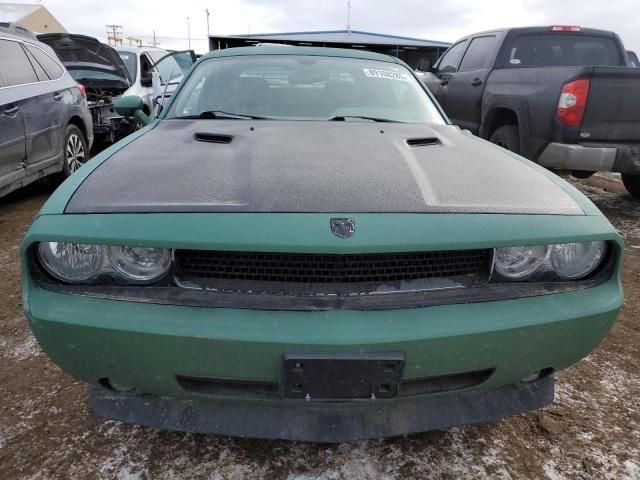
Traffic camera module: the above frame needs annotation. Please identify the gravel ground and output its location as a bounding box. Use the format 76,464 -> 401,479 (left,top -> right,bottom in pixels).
0,174 -> 639,480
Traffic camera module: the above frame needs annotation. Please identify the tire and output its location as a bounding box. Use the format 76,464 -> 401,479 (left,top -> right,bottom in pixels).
62,124 -> 88,178
489,125 -> 520,154
622,174 -> 640,200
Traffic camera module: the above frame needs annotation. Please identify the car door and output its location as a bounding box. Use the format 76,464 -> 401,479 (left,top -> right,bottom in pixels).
443,35 -> 499,133
421,40 -> 468,109
21,42 -> 67,174
0,38 -> 32,189
138,52 -> 157,111
152,50 -> 197,102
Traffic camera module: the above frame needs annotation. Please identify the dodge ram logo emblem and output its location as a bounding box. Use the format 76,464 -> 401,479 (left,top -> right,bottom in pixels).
330,218 -> 355,238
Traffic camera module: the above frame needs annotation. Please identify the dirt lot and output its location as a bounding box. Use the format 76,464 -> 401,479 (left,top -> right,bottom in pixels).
0,174 -> 639,479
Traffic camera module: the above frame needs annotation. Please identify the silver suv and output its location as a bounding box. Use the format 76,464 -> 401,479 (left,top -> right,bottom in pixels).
0,23 -> 93,198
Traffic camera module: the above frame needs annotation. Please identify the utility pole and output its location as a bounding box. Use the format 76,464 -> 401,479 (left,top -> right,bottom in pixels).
187,17 -> 191,50
346,1 -> 351,33
205,8 -> 210,36
105,24 -> 123,46
151,30 -> 160,47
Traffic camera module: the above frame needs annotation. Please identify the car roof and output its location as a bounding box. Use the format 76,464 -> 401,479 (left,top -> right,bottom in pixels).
455,25 -> 617,41
199,45 -> 407,66
0,22 -> 37,41
0,24 -> 62,58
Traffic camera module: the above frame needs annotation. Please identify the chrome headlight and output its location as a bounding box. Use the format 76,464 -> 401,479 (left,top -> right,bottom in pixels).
38,242 -> 104,282
550,241 -> 607,279
494,245 -> 549,279
495,241 -> 607,281
108,246 -> 171,282
37,242 -> 171,284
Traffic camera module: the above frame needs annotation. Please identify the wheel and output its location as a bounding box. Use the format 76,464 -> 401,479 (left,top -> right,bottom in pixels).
622,174 -> 640,200
62,124 -> 88,177
489,125 -> 520,154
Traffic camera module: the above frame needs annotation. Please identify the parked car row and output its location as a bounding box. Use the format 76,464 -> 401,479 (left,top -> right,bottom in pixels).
417,25 -> 640,199
36,33 -> 138,145
0,23 -> 197,199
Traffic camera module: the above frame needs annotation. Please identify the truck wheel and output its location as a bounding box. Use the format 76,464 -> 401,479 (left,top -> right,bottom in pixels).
622,174 -> 640,200
490,126 -> 520,154
62,124 -> 87,178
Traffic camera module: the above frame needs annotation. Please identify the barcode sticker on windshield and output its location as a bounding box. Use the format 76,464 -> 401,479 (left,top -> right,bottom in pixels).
363,68 -> 410,81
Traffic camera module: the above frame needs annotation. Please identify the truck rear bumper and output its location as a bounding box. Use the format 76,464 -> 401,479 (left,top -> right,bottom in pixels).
538,142 -> 640,174
89,375 -> 554,442
538,143 -> 616,171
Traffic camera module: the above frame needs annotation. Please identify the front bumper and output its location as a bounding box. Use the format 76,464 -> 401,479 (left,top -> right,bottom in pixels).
90,376 -> 554,442
538,142 -> 640,174
25,279 -> 621,440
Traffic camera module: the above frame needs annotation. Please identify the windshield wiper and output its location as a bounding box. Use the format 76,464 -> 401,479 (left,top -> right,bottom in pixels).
327,115 -> 403,123
177,110 -> 271,120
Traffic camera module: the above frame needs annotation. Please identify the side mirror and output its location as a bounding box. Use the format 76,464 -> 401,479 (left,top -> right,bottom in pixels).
114,95 -> 151,126
417,58 -> 434,73
153,95 -> 164,117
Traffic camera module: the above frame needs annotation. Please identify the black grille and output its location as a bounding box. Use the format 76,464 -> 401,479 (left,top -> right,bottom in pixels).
175,249 -> 492,293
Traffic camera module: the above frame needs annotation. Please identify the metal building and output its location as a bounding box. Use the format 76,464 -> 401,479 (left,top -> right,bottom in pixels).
208,30 -> 451,68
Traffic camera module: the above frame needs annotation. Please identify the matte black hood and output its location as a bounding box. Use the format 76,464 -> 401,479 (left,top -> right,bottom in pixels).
66,120 -> 583,215
37,33 -> 131,88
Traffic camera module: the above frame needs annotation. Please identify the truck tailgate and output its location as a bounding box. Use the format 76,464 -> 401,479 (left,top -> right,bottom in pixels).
581,67 -> 640,142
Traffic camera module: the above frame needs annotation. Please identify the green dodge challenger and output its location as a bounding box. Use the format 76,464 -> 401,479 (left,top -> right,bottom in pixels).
21,46 -> 623,442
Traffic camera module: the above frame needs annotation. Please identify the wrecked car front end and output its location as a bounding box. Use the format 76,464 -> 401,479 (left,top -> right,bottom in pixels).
38,33 -> 137,144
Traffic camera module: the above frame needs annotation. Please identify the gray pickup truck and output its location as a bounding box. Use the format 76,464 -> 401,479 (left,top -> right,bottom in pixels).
421,26 -> 640,199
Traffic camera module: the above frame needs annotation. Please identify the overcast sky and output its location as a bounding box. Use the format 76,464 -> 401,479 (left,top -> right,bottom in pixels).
6,0 -> 640,53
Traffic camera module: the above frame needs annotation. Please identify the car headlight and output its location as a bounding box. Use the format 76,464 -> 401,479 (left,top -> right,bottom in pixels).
37,242 -> 172,284
38,242 -> 104,282
550,241 -> 607,279
495,241 -> 607,281
108,246 -> 171,282
494,245 -> 549,279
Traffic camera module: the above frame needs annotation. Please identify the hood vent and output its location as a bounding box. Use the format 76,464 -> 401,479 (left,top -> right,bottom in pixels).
406,137 -> 439,147
194,133 -> 233,144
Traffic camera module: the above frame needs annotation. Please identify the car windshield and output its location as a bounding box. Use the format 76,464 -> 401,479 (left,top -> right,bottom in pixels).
167,55 -> 445,123
117,51 -> 137,82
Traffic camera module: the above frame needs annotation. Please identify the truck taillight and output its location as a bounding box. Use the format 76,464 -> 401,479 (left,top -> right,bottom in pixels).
557,79 -> 590,127
77,84 -> 87,99
549,25 -> 582,32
